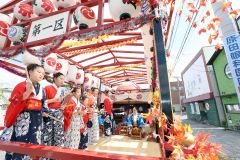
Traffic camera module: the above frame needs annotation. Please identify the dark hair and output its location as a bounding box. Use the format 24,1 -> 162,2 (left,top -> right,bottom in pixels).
91,87 -> 99,92
81,95 -> 88,102
72,87 -> 81,93
53,72 -> 64,82
27,64 -> 43,76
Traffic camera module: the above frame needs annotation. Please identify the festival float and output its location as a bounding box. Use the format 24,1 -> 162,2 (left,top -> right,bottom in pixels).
0,0 -> 230,159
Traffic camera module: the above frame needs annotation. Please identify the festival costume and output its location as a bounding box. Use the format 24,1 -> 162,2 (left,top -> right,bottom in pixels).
79,104 -> 91,149
103,97 -> 113,136
3,81 -> 44,160
64,97 -> 84,149
87,95 -> 99,144
42,84 -> 65,148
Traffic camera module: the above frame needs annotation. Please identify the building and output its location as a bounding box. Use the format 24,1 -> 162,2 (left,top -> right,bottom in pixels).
207,48 -> 240,130
181,46 -> 223,127
170,80 -> 185,112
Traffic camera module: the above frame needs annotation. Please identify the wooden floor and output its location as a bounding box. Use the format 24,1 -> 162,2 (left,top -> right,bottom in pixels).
87,135 -> 162,157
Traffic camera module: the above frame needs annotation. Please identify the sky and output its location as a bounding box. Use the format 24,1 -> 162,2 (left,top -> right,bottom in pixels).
0,0 -> 240,87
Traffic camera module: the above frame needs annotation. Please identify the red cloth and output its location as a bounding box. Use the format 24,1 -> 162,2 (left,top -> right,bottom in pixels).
63,99 -> 76,132
80,105 -> 89,133
45,85 -> 61,109
4,81 -> 33,128
104,97 -> 112,115
88,95 -> 94,108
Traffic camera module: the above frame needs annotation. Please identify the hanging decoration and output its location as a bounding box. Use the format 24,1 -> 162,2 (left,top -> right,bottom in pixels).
73,6 -> 96,30
61,34 -> 111,48
161,117 -> 223,160
0,60 -> 26,78
104,73 -> 146,80
63,38 -> 138,55
14,3 -> 34,21
22,49 -> 41,65
88,62 -> 144,71
32,0 -> 55,16
53,0 -> 77,10
55,58 -> 69,76
0,14 -> 153,58
84,73 -> 93,87
44,53 -> 58,74
66,65 -> 78,82
108,0 -> 141,21
7,25 -> 27,44
0,13 -> 12,49
173,0 -> 240,48
76,69 -> 84,84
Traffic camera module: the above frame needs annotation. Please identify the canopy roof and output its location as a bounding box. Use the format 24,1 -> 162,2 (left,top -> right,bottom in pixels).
0,0 -> 174,89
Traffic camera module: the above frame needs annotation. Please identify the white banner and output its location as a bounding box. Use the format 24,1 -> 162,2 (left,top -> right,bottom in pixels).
223,34 -> 240,102
27,11 -> 69,42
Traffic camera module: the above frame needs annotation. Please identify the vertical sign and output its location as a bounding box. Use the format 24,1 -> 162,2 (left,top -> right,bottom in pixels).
223,34 -> 240,102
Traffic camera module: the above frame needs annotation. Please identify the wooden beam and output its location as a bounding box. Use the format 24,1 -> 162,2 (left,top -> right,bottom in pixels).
111,50 -> 144,54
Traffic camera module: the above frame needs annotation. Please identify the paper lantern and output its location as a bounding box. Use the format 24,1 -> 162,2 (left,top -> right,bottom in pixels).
53,0 -> 77,10
92,77 -> 100,88
108,0 -> 141,22
0,13 -> 12,49
44,53 -> 57,74
84,73 -> 93,87
73,6 -> 96,30
32,0 -> 55,16
7,26 -> 27,43
14,3 -> 34,21
22,50 -> 41,65
66,65 -> 78,82
76,69 -> 84,84
55,58 -> 69,76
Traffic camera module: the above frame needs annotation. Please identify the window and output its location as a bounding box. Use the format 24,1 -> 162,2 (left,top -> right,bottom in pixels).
225,104 -> 240,113
195,102 -> 200,114
190,103 -> 195,114
224,64 -> 232,79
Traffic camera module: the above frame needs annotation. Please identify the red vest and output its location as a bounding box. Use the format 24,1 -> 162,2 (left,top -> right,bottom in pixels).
4,81 -> 42,128
45,85 -> 61,109
104,97 -> 112,115
63,99 -> 76,132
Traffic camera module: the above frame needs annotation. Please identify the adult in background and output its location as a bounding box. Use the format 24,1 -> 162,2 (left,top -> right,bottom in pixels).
103,90 -> 113,136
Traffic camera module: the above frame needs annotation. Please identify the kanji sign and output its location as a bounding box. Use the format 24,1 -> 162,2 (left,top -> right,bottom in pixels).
27,11 -> 69,42
223,34 -> 240,102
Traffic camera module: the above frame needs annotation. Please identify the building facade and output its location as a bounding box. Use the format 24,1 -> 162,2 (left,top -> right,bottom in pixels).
207,49 -> 240,130
182,46 -> 222,126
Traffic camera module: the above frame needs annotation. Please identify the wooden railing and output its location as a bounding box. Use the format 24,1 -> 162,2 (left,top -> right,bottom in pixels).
0,140 -> 165,160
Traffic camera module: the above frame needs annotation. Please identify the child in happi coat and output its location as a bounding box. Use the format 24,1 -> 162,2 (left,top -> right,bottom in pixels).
3,64 -> 45,160
103,90 -> 113,136
87,87 -> 100,144
64,87 -> 84,149
79,96 -> 92,149
42,72 -> 66,148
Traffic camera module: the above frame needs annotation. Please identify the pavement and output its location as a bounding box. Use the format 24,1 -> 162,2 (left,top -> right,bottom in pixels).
177,113 -> 240,160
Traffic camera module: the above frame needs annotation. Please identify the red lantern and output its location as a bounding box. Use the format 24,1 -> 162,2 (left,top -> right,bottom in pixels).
73,6 -> 96,30
53,0 -> 77,10
14,3 -> 34,21
33,0 -> 55,16
0,21 -> 9,37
